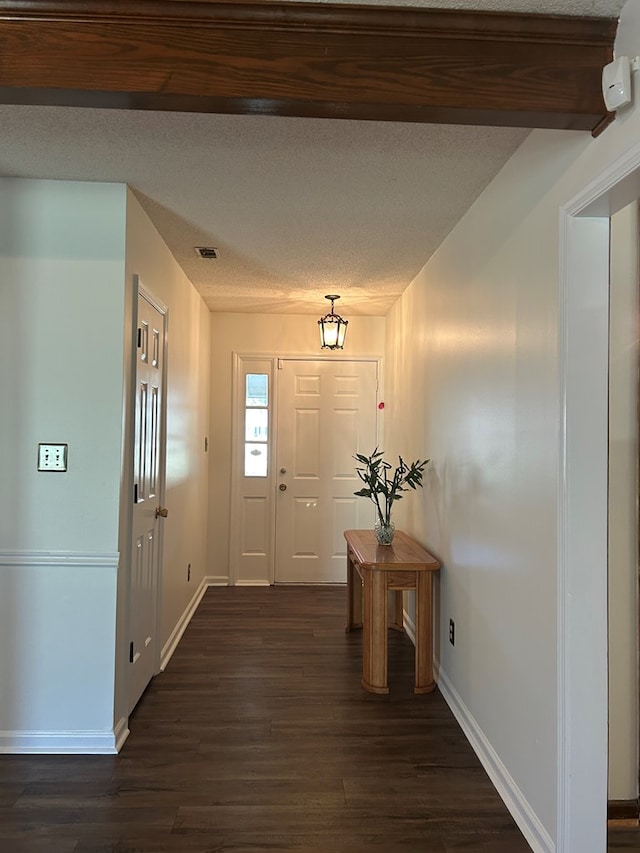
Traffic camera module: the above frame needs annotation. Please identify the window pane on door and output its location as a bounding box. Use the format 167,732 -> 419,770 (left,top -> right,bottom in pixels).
245,408 -> 268,442
246,374 -> 268,407
245,443 -> 268,477
244,373 -> 269,477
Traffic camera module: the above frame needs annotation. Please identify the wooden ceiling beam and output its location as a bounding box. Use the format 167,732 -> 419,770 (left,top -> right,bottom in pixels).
0,0 -> 618,133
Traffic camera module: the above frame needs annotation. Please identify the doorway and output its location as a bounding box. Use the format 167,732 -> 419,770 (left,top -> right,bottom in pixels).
128,285 -> 168,713
607,202 -> 640,817
274,358 -> 378,583
559,150 -> 640,851
230,355 -> 380,585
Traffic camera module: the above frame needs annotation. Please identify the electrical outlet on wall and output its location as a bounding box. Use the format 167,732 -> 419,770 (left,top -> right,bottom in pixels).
187,563 -> 191,582
38,443 -> 68,472
449,618 -> 455,646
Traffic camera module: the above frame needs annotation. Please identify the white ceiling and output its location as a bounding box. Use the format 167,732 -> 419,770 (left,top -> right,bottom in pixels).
0,0 -> 625,317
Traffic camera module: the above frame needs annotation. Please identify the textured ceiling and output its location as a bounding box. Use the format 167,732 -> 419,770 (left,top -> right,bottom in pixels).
0,0 -> 626,317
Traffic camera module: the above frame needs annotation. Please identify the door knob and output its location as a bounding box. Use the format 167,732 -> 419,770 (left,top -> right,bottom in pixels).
279,483 -> 287,491
280,468 -> 287,474
155,506 -> 169,518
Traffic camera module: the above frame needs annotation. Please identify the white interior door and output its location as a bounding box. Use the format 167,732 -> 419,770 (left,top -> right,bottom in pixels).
129,289 -> 166,712
275,359 -> 378,583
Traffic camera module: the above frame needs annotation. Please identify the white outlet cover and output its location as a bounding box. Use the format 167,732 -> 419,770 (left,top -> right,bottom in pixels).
38,443 -> 68,471
602,56 -> 632,112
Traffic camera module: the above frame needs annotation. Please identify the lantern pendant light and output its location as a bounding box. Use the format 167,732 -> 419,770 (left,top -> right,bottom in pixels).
318,294 -> 348,350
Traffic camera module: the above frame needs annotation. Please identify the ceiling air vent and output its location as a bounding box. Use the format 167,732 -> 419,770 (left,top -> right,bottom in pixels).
195,246 -> 219,260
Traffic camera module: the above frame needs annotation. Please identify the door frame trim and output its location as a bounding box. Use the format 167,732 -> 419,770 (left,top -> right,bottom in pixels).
557,140 -> 640,850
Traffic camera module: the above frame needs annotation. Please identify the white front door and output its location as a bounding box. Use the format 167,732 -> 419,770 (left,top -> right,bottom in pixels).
274,359 -> 378,583
129,288 -> 166,712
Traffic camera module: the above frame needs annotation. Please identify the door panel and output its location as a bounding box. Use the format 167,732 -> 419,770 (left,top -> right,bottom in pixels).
241,497 -> 270,555
275,360 -> 378,583
294,408 -> 320,475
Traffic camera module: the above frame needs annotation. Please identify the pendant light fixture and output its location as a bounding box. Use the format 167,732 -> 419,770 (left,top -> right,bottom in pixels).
318,294 -> 348,350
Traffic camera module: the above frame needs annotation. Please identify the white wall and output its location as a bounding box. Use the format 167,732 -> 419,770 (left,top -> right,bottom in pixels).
0,179 -> 127,552
0,180 -> 212,751
385,132 -> 575,844
608,203 -> 639,800
384,1 -> 640,845
0,179 -> 127,751
207,312 -> 384,581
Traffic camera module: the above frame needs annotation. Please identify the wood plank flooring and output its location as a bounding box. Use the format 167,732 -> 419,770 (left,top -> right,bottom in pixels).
0,585 -> 635,852
610,822 -> 640,850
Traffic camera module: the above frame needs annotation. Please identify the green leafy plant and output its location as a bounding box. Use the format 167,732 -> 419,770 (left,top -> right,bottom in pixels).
353,448 -> 429,527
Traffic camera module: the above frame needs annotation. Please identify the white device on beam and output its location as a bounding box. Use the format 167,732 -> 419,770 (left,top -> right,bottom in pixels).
602,56 -> 640,112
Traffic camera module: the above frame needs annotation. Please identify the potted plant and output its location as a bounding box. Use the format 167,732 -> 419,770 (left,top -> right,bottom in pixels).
353,448 -> 429,544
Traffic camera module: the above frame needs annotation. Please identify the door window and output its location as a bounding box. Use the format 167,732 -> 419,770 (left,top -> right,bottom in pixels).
244,373 -> 269,477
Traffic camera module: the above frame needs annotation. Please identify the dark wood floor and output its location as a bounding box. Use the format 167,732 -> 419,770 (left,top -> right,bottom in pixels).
0,586 -> 636,852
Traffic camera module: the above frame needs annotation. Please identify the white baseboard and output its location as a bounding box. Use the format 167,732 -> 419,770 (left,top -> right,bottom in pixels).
436,663 -> 555,853
114,716 -> 130,752
0,728 -> 120,754
234,579 -> 271,586
207,575 -> 229,586
160,577 -> 211,671
403,613 -> 552,853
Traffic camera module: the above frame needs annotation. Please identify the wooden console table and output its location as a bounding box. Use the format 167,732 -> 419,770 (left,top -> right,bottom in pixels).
344,529 -> 441,695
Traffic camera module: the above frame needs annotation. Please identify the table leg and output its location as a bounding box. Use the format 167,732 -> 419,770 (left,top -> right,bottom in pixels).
414,571 -> 436,694
345,550 -> 362,632
362,568 -> 388,694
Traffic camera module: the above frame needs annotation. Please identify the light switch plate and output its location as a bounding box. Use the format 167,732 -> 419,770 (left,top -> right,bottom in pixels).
38,443 -> 68,472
